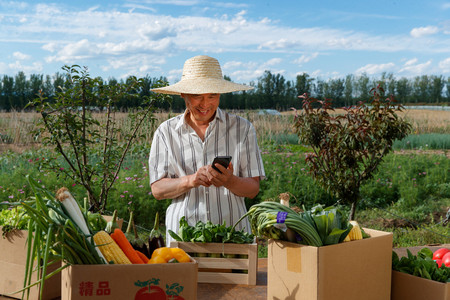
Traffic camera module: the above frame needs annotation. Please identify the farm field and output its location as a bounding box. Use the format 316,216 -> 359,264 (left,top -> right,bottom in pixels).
0,109 -> 449,249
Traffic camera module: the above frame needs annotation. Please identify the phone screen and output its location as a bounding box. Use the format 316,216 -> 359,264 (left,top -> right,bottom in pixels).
212,156 -> 232,173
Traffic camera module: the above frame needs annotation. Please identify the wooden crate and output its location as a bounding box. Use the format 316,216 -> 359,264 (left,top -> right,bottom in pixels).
170,241 -> 258,285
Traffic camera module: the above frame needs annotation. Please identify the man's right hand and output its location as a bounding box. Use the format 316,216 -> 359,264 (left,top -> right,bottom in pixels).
190,165 -> 212,188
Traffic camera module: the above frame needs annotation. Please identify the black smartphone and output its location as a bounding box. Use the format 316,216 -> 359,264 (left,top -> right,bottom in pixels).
211,156 -> 232,173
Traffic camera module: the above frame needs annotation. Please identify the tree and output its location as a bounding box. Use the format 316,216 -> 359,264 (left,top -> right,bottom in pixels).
343,74 -> 354,107
30,65 -> 171,212
14,71 -> 28,109
412,75 -> 431,103
395,77 -> 410,104
327,78 -> 345,106
29,74 -> 44,101
294,73 -> 313,96
355,73 -> 370,101
293,86 -> 411,219
430,75 -> 444,103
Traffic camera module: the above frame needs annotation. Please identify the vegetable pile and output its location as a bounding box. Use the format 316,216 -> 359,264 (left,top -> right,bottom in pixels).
233,201 -> 365,246
13,176 -> 105,299
169,216 -> 255,244
392,248 -> 450,283
12,176 -> 190,299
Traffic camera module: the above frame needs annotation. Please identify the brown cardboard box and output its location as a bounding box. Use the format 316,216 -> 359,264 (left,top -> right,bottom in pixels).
391,270 -> 450,300
268,228 -> 393,300
171,241 -> 258,285
0,215 -> 120,300
0,228 -> 61,300
61,259 -> 198,300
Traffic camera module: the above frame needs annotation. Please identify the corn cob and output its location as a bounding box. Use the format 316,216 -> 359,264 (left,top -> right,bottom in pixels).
347,220 -> 363,241
93,230 -> 132,264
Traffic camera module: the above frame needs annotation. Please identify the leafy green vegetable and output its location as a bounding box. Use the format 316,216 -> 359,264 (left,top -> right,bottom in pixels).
392,248 -> 450,283
169,217 -> 254,244
0,206 -> 30,236
308,204 -> 353,245
232,201 -> 352,247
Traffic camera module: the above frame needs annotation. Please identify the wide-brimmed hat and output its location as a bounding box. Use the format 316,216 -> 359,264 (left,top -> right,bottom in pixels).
150,55 -> 253,95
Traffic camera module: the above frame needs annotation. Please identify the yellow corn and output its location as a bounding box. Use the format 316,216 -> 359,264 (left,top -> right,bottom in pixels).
343,234 -> 351,242
93,230 -> 132,264
347,220 -> 363,241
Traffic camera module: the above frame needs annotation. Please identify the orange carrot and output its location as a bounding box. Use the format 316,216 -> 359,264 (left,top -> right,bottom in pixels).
110,228 -> 145,264
136,250 -> 149,263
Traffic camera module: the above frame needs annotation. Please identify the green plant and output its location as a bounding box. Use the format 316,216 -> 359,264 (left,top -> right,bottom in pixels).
28,65 -> 170,212
392,248 -> 450,283
294,86 -> 411,219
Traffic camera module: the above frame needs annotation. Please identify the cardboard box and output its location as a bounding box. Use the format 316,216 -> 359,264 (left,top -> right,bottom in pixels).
268,228 -> 393,300
0,227 -> 61,300
171,241 -> 258,285
61,260 -> 198,300
391,270 -> 450,300
0,215 -> 120,300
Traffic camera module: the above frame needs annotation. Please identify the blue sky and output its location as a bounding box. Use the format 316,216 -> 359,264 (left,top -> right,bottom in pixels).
2,0 -> 450,85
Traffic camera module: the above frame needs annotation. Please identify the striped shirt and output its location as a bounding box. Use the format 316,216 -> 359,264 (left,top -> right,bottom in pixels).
148,107 -> 266,245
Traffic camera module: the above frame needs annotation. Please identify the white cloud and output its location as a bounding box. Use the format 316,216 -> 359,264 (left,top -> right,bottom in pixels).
221,58 -> 285,82
293,53 -> 319,65
3,2 -> 450,80
8,61 -> 43,74
410,26 -> 439,38
13,51 -> 31,60
404,58 -> 418,66
399,59 -> 432,75
438,57 -> 450,72
355,63 -> 395,75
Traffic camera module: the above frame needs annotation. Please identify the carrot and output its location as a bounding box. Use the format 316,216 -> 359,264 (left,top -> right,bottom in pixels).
110,228 -> 145,264
136,250 -> 149,263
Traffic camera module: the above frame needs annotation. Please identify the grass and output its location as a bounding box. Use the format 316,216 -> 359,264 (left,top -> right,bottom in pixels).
393,133 -> 450,150
1,147 -> 448,249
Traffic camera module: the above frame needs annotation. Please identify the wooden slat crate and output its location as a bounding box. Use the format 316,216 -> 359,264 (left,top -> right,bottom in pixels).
170,241 -> 258,285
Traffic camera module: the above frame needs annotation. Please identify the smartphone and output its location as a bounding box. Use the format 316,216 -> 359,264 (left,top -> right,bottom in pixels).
211,156 -> 232,173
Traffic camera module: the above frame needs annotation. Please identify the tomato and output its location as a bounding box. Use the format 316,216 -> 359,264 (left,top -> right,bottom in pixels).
434,259 -> 443,268
432,248 -> 450,260
135,286 -> 166,300
442,252 -> 450,267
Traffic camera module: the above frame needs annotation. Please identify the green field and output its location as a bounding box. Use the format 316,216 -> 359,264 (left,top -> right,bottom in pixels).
0,110 -> 449,248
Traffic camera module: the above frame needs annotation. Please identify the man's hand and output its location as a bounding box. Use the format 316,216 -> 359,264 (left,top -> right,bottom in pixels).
208,162 -> 234,187
191,165 -> 212,188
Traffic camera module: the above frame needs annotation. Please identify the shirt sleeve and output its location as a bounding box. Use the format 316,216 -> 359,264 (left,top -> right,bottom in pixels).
148,127 -> 169,185
240,122 -> 266,180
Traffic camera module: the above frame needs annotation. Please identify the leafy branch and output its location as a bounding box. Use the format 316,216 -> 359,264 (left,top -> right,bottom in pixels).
28,65 -> 170,212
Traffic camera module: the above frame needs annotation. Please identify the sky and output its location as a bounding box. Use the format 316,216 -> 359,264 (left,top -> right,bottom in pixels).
2,0 -> 450,85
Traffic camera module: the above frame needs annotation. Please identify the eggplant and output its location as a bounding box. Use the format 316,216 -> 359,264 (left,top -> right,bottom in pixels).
148,211 -> 165,258
125,211 -> 150,258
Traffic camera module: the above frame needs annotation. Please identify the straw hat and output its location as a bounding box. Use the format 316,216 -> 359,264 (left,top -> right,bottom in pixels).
150,55 -> 253,95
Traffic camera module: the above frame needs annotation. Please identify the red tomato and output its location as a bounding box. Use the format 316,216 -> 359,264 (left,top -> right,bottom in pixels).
432,248 -> 450,260
434,259 -> 443,268
135,286 -> 167,300
442,252 -> 450,267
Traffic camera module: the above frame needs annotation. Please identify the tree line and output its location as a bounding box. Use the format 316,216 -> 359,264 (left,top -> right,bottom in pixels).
1,69 -> 449,112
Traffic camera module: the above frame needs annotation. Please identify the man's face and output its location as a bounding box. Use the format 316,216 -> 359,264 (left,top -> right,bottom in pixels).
182,93 -> 220,125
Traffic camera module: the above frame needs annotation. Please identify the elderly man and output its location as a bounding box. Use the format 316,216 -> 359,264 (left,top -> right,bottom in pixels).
149,55 -> 265,245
